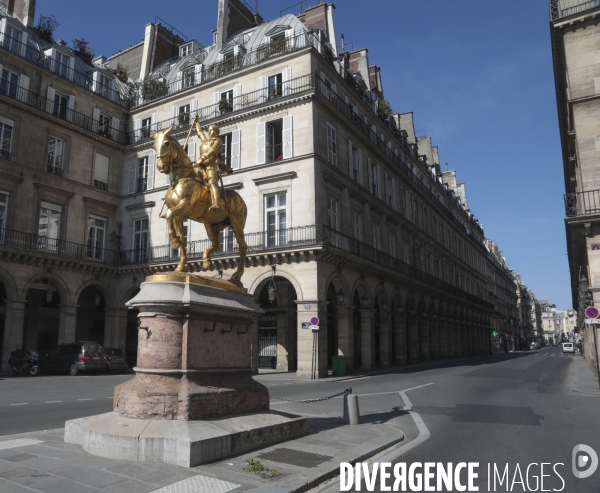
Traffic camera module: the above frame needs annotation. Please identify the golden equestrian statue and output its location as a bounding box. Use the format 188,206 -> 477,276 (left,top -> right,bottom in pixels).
151,119 -> 247,285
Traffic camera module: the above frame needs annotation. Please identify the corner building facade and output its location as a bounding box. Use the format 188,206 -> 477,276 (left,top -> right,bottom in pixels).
0,0 -> 507,377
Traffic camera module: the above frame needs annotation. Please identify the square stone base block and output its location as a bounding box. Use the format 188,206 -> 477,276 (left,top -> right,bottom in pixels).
64,410 -> 308,467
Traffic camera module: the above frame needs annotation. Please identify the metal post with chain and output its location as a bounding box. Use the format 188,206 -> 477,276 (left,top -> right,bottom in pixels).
269,387 -> 352,404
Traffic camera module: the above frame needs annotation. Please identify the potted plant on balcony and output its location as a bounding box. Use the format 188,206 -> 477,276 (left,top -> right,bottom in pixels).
219,98 -> 233,114
141,78 -> 168,102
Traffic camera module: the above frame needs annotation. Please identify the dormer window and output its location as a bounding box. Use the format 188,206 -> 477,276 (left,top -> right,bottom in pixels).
180,44 -> 191,57
55,52 -> 71,78
4,25 -> 22,53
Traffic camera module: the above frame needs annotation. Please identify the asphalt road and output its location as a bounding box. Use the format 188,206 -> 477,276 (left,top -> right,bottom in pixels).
2,347 -> 600,492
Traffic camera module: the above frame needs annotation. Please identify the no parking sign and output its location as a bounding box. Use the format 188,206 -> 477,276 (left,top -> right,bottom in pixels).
585,306 -> 599,319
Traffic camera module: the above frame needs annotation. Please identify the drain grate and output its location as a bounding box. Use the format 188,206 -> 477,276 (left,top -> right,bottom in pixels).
149,474 -> 240,493
0,438 -> 45,451
258,448 -> 332,468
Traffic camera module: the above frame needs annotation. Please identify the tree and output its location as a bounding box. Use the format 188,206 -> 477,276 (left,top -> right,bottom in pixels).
377,98 -> 393,120
142,78 -> 168,102
72,38 -> 94,65
33,14 -> 59,44
110,63 -> 129,83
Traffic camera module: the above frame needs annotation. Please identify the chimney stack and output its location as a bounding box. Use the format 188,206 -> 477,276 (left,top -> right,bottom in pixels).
8,0 -> 36,29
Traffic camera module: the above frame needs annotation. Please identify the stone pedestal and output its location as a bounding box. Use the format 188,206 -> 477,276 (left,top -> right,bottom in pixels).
65,276 -> 308,466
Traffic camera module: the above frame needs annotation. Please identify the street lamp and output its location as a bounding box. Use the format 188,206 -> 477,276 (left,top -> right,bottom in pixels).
336,287 -> 345,304
381,300 -> 388,311
45,284 -> 53,304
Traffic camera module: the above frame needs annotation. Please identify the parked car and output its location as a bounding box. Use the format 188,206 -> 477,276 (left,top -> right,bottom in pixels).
104,348 -> 128,373
562,342 -> 575,354
39,342 -> 106,375
529,342 -> 537,350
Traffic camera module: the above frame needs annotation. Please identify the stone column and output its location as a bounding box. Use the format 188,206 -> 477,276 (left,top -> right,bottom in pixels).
407,313 -> 420,364
276,311 -> 289,371
438,316 -> 447,359
296,301 -> 329,379
394,312 -> 408,364
460,321 -> 467,357
58,304 -> 78,345
378,311 -> 392,367
450,319 -> 458,357
104,308 -> 128,349
429,314 -> 439,360
360,308 -> 374,370
337,305 -> 355,372
467,322 -> 474,357
419,313 -> 430,362
1,299 -> 27,372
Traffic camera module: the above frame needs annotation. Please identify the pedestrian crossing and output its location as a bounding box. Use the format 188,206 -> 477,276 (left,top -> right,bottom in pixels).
534,353 -> 570,357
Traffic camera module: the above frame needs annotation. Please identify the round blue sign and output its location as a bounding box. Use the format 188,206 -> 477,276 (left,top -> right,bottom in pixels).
585,306 -> 599,319
310,316 -> 319,326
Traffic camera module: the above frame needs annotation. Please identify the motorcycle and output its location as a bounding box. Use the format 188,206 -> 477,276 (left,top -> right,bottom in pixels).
8,349 -> 41,376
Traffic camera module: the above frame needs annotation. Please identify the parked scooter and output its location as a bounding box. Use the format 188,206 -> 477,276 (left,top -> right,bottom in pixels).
8,349 -> 40,376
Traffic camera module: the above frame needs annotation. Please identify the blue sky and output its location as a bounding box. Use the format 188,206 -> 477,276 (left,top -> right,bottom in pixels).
36,0 -> 570,307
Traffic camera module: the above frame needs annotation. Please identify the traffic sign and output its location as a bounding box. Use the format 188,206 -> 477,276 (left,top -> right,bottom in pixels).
301,322 -> 310,329
585,306 -> 599,319
310,325 -> 319,331
310,316 -> 319,326
586,319 -> 600,324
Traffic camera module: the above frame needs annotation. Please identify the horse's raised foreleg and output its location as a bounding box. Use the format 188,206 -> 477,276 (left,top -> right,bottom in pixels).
173,217 -> 188,272
230,222 -> 247,284
165,208 -> 180,250
203,223 -> 221,270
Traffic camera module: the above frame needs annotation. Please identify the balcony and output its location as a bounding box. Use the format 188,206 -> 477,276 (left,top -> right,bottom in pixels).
564,190 -> 600,217
0,81 -> 127,144
46,164 -> 64,177
550,0 -> 600,19
0,34 -> 126,106
93,180 -> 108,191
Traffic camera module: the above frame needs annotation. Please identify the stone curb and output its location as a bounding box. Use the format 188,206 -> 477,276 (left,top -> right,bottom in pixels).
244,428 -> 405,493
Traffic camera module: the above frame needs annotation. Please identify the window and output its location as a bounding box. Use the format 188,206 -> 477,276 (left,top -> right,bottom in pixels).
220,89 -> 233,113
55,52 -> 70,78
0,119 -> 14,160
141,117 -> 152,139
38,202 -> 61,253
221,132 -> 232,167
412,199 -> 418,225
171,219 -> 188,259
219,225 -> 236,252
328,198 -> 338,246
326,123 -> 337,166
266,119 -> 283,163
180,44 -> 191,57
97,73 -> 110,97
98,113 -> 111,137
178,103 -> 191,127
87,216 -> 106,261
0,68 -> 18,99
399,187 -> 407,217
94,153 -> 109,191
404,242 -> 410,265
4,25 -> 22,53
373,224 -> 380,250
0,190 -> 8,242
182,67 -> 195,88
53,92 -> 68,119
371,163 -> 379,197
133,218 -> 149,263
137,156 -> 149,192
265,192 -> 287,247
352,212 -> 361,255
47,137 -> 65,176
389,232 -> 397,258
268,73 -> 282,100
351,145 -> 360,183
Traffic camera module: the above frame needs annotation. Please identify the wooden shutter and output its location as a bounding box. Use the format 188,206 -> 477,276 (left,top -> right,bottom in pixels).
176,71 -> 182,91
211,91 -> 219,117
17,74 -> 29,102
258,76 -> 267,103
92,107 -> 100,133
92,71 -> 99,93
150,112 -> 157,128
347,139 -> 353,174
282,115 -> 293,159
367,157 -> 372,192
93,153 -> 110,183
257,122 -> 266,165
111,117 -> 120,140
171,105 -> 178,127
233,84 -> 241,111
231,129 -> 241,170
358,148 -> 363,185
194,63 -> 202,84
66,95 -> 75,122
282,67 -> 292,96
128,159 -> 136,194
187,142 -> 196,162
20,32 -> 28,57
133,119 -> 141,142
46,86 -> 55,114
147,153 -> 156,189
190,98 -> 198,117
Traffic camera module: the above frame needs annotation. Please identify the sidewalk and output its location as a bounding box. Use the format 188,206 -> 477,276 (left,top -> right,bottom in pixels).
0,408 -> 406,493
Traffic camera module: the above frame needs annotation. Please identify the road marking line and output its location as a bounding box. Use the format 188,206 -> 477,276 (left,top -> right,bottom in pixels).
402,382 -> 435,393
9,403 -> 28,406
45,401 -> 62,403
77,398 -> 93,401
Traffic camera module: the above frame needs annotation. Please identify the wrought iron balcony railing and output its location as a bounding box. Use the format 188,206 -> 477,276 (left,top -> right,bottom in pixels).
132,73 -> 315,142
564,190 -> 600,217
0,79 -> 127,144
550,0 -> 600,19
0,34 -> 126,106
320,225 -> 493,310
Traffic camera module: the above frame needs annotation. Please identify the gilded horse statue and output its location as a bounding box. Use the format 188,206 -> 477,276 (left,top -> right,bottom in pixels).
152,126 -> 248,284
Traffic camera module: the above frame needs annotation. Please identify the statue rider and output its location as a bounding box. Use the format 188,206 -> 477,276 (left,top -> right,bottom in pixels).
194,119 -> 233,212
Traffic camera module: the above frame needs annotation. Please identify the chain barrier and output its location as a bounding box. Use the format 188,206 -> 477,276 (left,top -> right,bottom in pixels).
269,387 -> 352,404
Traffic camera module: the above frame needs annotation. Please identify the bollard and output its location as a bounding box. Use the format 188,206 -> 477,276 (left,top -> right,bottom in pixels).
343,394 -> 360,425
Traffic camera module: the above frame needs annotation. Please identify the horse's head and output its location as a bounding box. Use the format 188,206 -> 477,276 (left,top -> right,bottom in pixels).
152,126 -> 176,174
